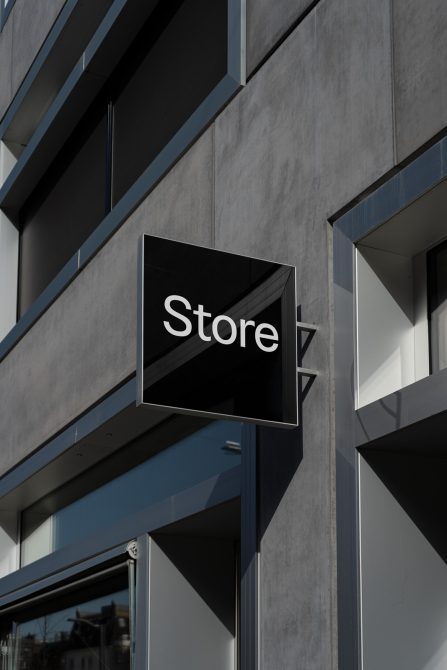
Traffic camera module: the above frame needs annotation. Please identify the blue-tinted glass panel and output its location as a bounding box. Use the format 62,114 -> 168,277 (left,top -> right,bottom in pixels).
11,588 -> 129,669
21,420 -> 242,565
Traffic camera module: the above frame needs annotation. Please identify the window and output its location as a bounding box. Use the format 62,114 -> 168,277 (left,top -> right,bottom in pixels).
19,108 -> 108,315
355,243 -> 429,406
0,414 -> 243,669
354,200 -> 447,406
0,567 -> 131,670
18,0 -> 228,316
21,419 -> 242,566
356,232 -> 447,407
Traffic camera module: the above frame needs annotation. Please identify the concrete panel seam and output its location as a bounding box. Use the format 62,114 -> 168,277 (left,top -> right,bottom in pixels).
247,0 -> 322,82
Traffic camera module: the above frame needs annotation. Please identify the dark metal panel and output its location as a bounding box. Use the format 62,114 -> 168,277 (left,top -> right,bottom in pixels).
336,136 -> 447,245
0,543 -> 126,607
333,226 -> 361,670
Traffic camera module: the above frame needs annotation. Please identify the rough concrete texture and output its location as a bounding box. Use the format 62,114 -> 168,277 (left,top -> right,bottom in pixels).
246,0 -> 314,75
216,12 -> 334,667
0,15 -> 13,122
0,0 -> 66,123
218,0 -> 394,255
316,0 -> 394,215
11,0 -> 66,97
393,0 -> 447,162
215,0 -> 393,665
0,129 -> 213,475
0,0 -> 396,663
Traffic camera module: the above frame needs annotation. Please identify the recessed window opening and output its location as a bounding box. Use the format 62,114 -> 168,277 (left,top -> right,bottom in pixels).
148,501 -> 240,670
0,569 -> 130,669
355,180 -> 447,407
358,450 -> 447,670
18,0 -> 228,316
355,244 -> 428,407
20,419 -> 242,567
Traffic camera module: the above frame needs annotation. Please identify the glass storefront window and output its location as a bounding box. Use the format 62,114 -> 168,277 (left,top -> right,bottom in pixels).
1,575 -> 130,670
21,420 -> 242,567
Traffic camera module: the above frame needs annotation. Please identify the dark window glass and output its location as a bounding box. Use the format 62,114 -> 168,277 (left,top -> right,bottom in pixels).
427,240 -> 447,373
2,575 -> 129,670
19,110 -> 108,316
18,0 -> 228,316
21,420 -> 241,566
112,0 -> 227,204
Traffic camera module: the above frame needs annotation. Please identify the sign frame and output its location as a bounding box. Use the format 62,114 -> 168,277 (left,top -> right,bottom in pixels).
137,233 -> 298,428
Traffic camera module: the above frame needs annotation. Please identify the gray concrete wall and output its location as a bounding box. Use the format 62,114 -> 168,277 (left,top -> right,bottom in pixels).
0,0 -> 66,121
3,0 -> 447,668
393,0 -> 447,162
248,0 -> 447,167
216,0 -> 392,665
246,0 -> 314,75
0,128 -> 214,473
0,0 -> 394,469
0,1 -> 395,668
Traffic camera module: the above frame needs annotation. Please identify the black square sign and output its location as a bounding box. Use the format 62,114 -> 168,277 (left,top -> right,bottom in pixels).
137,234 -> 297,427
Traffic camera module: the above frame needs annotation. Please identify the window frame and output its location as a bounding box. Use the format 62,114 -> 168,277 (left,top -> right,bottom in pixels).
334,135 -> 447,670
0,546 -> 136,669
0,0 -> 14,32
0,388 -> 256,668
19,418 -> 244,567
0,376 -> 253,603
0,0 -> 246,361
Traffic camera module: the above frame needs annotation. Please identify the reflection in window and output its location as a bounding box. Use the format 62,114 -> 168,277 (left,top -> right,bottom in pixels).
3,587 -> 129,670
21,420 -> 242,566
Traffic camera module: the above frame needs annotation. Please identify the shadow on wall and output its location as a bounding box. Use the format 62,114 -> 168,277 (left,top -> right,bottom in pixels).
361,447 -> 447,564
257,304 -> 313,538
257,424 -> 303,540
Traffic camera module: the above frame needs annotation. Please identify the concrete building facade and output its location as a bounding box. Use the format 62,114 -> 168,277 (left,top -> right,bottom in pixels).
0,1 -> 446,669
